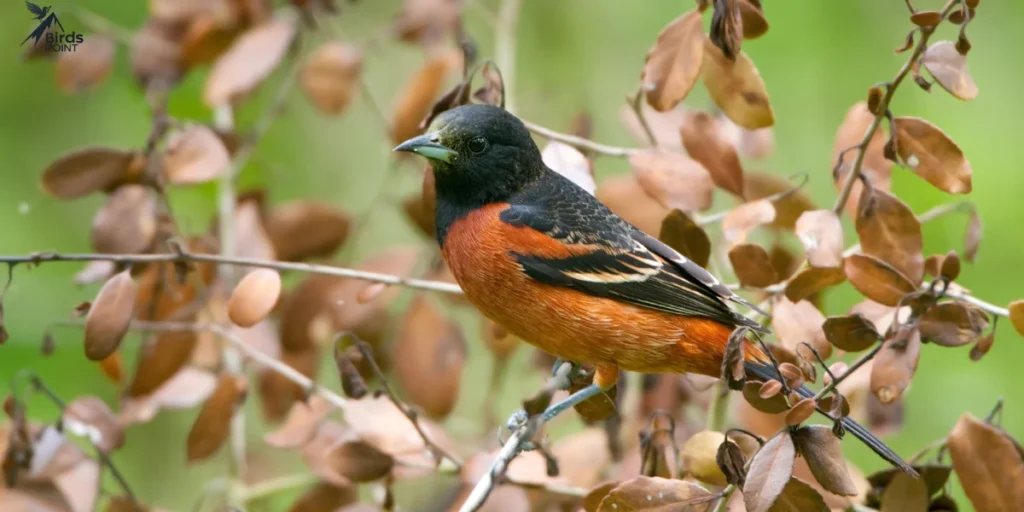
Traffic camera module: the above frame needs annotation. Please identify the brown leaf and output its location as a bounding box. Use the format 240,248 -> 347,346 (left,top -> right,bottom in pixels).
204,19 -> 296,105
682,430 -> 728,486
597,174 -> 672,234
870,325 -> 921,404
832,102 -> 892,216
768,477 -> 829,512
970,331 -> 995,361
265,201 -> 351,262
41,147 -> 138,200
1007,300 -> 1024,337
162,124 -> 231,185
227,269 -> 282,328
257,347 -> 319,421
946,414 -> 1024,512
392,296 -> 466,419
327,440 -> 395,483
743,172 -> 816,229
263,395 -> 333,449
922,41 -> 978,101
739,0 -> 770,39
701,39 -> 775,129
597,476 -> 713,511
744,431 -> 796,512
965,209 -> 982,262
542,141 -> 596,195
680,111 -> 745,196
129,19 -> 184,87
844,254 -> 917,307
119,368 -> 218,426
784,267 -> 846,303
186,373 -> 248,462
866,464 -> 951,498
792,425 -> 858,496
743,380 -> 789,414
53,458 -> 100,512
83,271 -> 137,361
795,210 -> 844,268
628,149 -> 714,211
391,51 -> 460,145
658,209 -> 712,269
91,185 -> 157,255
233,199 -> 277,264
919,302 -> 989,347
472,61 -> 505,107
55,36 -> 115,93
584,482 -> 618,512
879,471 -> 929,512
723,199 -> 775,245
64,397 -> 123,453
619,103 -> 688,150
641,11 -> 705,112
892,117 -> 973,194
773,297 -> 831,361
729,243 -> 780,288
393,0 -> 460,44
126,330 -> 199,398
856,186 -> 924,284
300,42 -> 362,115
710,0 -> 743,59
287,482 -> 358,512
822,314 -> 879,352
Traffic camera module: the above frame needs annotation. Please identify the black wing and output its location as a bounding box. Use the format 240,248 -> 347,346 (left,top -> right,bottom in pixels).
502,172 -> 767,332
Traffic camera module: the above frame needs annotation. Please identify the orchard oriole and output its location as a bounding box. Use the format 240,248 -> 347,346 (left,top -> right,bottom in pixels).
395,104 -> 913,473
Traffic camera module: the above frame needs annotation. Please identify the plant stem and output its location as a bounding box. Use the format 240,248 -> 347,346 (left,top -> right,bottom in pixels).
495,0 -> 522,114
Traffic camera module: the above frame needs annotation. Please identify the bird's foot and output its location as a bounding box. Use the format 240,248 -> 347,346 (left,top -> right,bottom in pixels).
498,409 -> 539,450
550,358 -> 582,389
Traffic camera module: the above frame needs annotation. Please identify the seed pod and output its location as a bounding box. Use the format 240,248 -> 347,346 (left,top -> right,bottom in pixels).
84,271 -> 137,361
227,269 -> 282,327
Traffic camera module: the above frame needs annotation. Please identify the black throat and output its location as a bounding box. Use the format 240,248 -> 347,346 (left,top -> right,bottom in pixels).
432,161 -> 544,246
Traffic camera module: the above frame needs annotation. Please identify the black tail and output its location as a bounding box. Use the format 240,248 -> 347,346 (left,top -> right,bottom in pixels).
745,361 -> 917,476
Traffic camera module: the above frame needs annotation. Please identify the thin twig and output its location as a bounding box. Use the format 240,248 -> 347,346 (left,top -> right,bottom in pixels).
494,0 -> 522,114
64,5 -> 135,45
629,87 -> 657,147
25,375 -> 139,505
353,341 -> 464,469
522,120 -> 639,157
832,0 -> 961,215
813,340 -> 885,401
0,250 -> 463,294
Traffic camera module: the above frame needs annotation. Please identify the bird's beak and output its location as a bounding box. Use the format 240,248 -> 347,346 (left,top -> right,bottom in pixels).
393,133 -> 457,164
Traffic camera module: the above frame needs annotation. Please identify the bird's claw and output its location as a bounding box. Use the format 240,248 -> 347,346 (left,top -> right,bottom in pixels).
550,358 -> 582,389
498,409 -> 539,451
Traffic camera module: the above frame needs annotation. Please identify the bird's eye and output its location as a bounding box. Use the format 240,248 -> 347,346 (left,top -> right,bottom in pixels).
467,137 -> 488,155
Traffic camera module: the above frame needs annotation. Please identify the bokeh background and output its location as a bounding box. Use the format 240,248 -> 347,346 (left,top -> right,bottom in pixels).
1,0 -> 1022,510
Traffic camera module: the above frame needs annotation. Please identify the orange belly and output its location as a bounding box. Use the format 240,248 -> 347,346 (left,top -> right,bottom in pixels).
441,204 -> 733,377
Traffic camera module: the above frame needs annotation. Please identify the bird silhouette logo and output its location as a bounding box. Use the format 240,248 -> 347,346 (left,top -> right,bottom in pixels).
21,1 -> 65,47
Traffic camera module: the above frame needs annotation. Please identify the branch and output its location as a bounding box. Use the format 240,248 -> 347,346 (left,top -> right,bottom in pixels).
522,119 -> 639,157
0,250 -> 463,294
812,340 -> 885,401
832,0 -> 961,215
494,0 -> 522,114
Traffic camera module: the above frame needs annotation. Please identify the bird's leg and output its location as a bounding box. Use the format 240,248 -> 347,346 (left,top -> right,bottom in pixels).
540,364 -> 617,422
549,357 -> 583,389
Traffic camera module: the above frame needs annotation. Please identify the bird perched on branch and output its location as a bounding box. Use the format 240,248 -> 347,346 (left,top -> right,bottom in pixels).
395,103 -> 913,474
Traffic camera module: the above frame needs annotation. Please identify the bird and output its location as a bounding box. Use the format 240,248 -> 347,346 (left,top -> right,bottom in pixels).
394,103 -> 914,474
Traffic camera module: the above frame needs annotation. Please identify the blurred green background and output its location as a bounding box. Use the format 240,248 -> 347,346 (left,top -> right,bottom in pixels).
1,0 -> 1022,510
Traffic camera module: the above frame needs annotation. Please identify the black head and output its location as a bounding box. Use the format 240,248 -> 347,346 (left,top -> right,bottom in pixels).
394,104 -> 544,207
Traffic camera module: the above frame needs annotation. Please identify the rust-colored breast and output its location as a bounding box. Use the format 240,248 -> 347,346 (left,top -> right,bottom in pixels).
441,203 -> 735,377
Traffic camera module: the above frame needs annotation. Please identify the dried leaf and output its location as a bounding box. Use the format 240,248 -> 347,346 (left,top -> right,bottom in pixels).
64,397 -> 123,453
947,414 -> 1024,512
768,477 -> 829,512
641,11 -> 705,112
263,395 -> 333,449
856,186 -> 924,284
710,0 -> 743,59
53,458 -> 100,512
680,111 -> 745,196
844,254 -> 917,307
729,243 -> 780,288
832,102 -> 892,215
919,302 -> 988,347
743,172 -> 816,229
127,330 -> 199,398
265,201 -> 351,262
965,209 -> 982,262
739,0 -> 770,39
870,325 -> 921,404
785,398 -> 816,426
286,482 -> 357,512
83,271 -> 137,361
392,295 -> 466,419
795,210 -> 844,268
542,141 -> 596,195
596,174 -> 672,234
129,19 -> 184,87
300,42 -> 362,115
701,39 -> 775,129
91,185 -> 157,255
391,51 -> 460,145
227,269 -> 282,328
619,103 -> 688,150
866,464 -> 951,497
327,440 -> 394,483
717,439 -> 747,486
55,36 -> 115,93
393,0 -> 460,44
784,267 -> 846,303
792,425 -> 858,496
970,331 -> 995,361
723,200 -> 775,245
204,19 -> 296,105
597,476 -> 713,511
682,430 -> 728,486
773,297 -> 831,360
41,147 -> 138,200
922,41 -> 978,101
880,471 -> 929,512
584,482 -> 618,512
743,380 -> 789,414
823,314 -> 879,352
119,368 -> 218,426
162,124 -> 231,185
628,149 -> 714,211
892,116 -> 973,194
744,431 -> 796,512
659,210 -> 712,269
186,373 -> 248,462
1007,300 -> 1024,337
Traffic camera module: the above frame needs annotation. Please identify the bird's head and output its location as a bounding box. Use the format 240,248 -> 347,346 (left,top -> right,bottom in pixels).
394,104 -> 544,205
